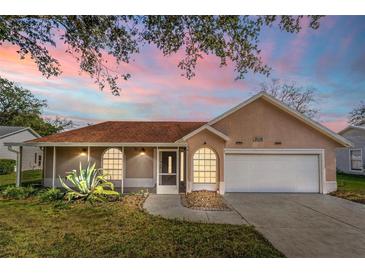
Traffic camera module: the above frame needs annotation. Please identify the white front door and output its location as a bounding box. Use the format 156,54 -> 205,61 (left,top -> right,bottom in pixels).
225,153 -> 320,193
156,149 -> 179,194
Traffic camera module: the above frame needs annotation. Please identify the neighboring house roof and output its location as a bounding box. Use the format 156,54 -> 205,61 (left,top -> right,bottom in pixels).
27,121 -> 206,144
338,125 -> 365,135
204,92 -> 352,147
0,126 -> 40,140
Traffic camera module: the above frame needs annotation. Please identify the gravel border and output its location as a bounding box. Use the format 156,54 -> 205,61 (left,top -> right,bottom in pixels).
180,194 -> 232,211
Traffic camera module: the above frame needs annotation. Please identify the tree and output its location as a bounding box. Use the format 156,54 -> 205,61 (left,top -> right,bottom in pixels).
349,101 -> 365,126
260,79 -> 319,118
0,77 -> 72,136
0,16 -> 323,95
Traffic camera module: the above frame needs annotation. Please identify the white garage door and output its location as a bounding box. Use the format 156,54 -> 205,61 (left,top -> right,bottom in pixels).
225,154 -> 320,192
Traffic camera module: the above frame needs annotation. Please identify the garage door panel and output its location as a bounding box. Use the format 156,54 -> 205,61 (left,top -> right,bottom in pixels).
225,154 -> 319,193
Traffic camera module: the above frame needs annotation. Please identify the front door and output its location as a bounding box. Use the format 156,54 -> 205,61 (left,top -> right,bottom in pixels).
157,149 -> 178,194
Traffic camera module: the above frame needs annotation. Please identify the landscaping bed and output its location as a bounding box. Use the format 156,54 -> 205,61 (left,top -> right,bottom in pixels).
330,173 -> 365,204
181,190 -> 230,211
0,192 -> 283,257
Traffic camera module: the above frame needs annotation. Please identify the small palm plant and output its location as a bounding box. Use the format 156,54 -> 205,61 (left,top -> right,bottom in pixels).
59,162 -> 119,202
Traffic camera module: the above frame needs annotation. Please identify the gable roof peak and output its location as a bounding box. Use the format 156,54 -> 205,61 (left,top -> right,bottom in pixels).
207,92 -> 352,147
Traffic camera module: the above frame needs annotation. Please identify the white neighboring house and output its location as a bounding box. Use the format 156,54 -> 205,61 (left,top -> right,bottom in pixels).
336,123 -> 365,175
0,126 -> 43,171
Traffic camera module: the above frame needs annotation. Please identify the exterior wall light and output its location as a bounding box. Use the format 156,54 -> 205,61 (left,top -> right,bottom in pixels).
140,148 -> 146,155
80,148 -> 87,156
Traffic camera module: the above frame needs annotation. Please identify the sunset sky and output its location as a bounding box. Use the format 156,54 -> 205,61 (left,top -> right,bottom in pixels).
0,16 -> 364,132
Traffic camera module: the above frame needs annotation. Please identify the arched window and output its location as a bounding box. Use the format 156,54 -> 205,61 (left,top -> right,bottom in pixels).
102,148 -> 123,180
193,147 -> 217,184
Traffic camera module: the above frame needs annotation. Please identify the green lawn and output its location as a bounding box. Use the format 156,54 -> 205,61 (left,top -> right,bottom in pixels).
0,170 -> 42,186
0,195 -> 283,258
330,173 -> 365,204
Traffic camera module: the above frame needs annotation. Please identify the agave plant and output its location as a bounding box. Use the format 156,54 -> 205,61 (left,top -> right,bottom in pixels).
59,162 -> 119,202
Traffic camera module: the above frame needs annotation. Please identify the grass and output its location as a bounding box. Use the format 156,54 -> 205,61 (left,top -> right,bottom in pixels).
330,173 -> 365,204
0,195 -> 283,258
0,170 -> 42,186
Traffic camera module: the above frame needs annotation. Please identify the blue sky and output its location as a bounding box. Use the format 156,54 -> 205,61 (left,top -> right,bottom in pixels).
0,16 -> 364,131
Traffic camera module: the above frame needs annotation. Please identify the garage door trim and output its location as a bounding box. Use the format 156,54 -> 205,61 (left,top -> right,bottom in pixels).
223,148 -> 325,194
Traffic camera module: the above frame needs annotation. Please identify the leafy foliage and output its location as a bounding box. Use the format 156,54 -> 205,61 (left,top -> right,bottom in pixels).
0,160 -> 16,175
0,77 -> 72,136
1,185 -> 37,199
0,16 -> 323,95
38,188 -> 64,202
348,101 -> 365,126
59,162 -> 120,202
260,79 -> 319,118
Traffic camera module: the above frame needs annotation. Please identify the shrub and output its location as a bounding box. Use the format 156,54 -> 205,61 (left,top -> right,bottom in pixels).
38,188 -> 64,202
0,159 -> 16,175
59,162 -> 120,202
1,185 -> 37,199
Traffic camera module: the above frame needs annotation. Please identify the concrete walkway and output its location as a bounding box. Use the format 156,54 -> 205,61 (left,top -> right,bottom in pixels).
143,194 -> 247,225
144,193 -> 365,257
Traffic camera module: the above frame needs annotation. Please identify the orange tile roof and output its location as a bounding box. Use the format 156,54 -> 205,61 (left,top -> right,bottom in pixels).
28,121 -> 207,143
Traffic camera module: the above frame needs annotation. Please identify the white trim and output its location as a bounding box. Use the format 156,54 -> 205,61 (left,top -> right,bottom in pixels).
223,148 -> 325,194
207,92 -> 352,147
180,124 -> 229,141
349,148 -> 363,172
224,148 -> 325,154
4,142 -> 188,147
52,146 -> 56,189
156,148 -> 179,194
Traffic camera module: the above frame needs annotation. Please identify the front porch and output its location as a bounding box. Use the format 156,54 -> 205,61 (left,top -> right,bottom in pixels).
7,143 -> 188,194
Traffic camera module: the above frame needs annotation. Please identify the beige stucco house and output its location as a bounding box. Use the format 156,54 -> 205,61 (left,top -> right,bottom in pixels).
5,92 -> 352,194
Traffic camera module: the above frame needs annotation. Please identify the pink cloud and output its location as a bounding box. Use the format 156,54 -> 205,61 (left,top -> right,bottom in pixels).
322,117 -> 348,133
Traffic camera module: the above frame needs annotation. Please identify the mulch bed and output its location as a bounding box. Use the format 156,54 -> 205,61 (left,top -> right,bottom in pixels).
330,191 -> 365,204
121,193 -> 149,209
181,190 -> 231,211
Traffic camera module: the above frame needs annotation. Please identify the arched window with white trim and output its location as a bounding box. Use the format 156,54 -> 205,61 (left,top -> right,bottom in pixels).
102,148 -> 123,180
193,147 -> 217,184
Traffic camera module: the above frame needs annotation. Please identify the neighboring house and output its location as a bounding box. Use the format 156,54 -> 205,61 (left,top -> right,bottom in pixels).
336,124 -> 365,175
5,92 -> 351,194
0,126 -> 43,171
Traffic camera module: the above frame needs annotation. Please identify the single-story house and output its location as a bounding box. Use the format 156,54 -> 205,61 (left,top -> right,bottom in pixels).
336,124 -> 365,175
0,126 -> 43,172
5,92 -> 352,194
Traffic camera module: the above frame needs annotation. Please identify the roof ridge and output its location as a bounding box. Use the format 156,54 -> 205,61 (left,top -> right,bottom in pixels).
103,120 -> 207,123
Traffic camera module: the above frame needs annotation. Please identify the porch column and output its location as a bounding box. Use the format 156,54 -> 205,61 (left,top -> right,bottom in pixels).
185,148 -> 190,193
15,146 -> 23,187
52,146 -> 56,189
87,146 -> 90,162
156,147 -> 159,193
121,147 -> 124,194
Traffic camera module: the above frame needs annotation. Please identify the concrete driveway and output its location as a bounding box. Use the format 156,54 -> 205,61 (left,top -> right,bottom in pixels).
224,193 -> 365,258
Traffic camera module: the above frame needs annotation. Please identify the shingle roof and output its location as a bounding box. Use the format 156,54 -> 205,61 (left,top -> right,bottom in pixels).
28,121 -> 207,143
0,126 -> 26,138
